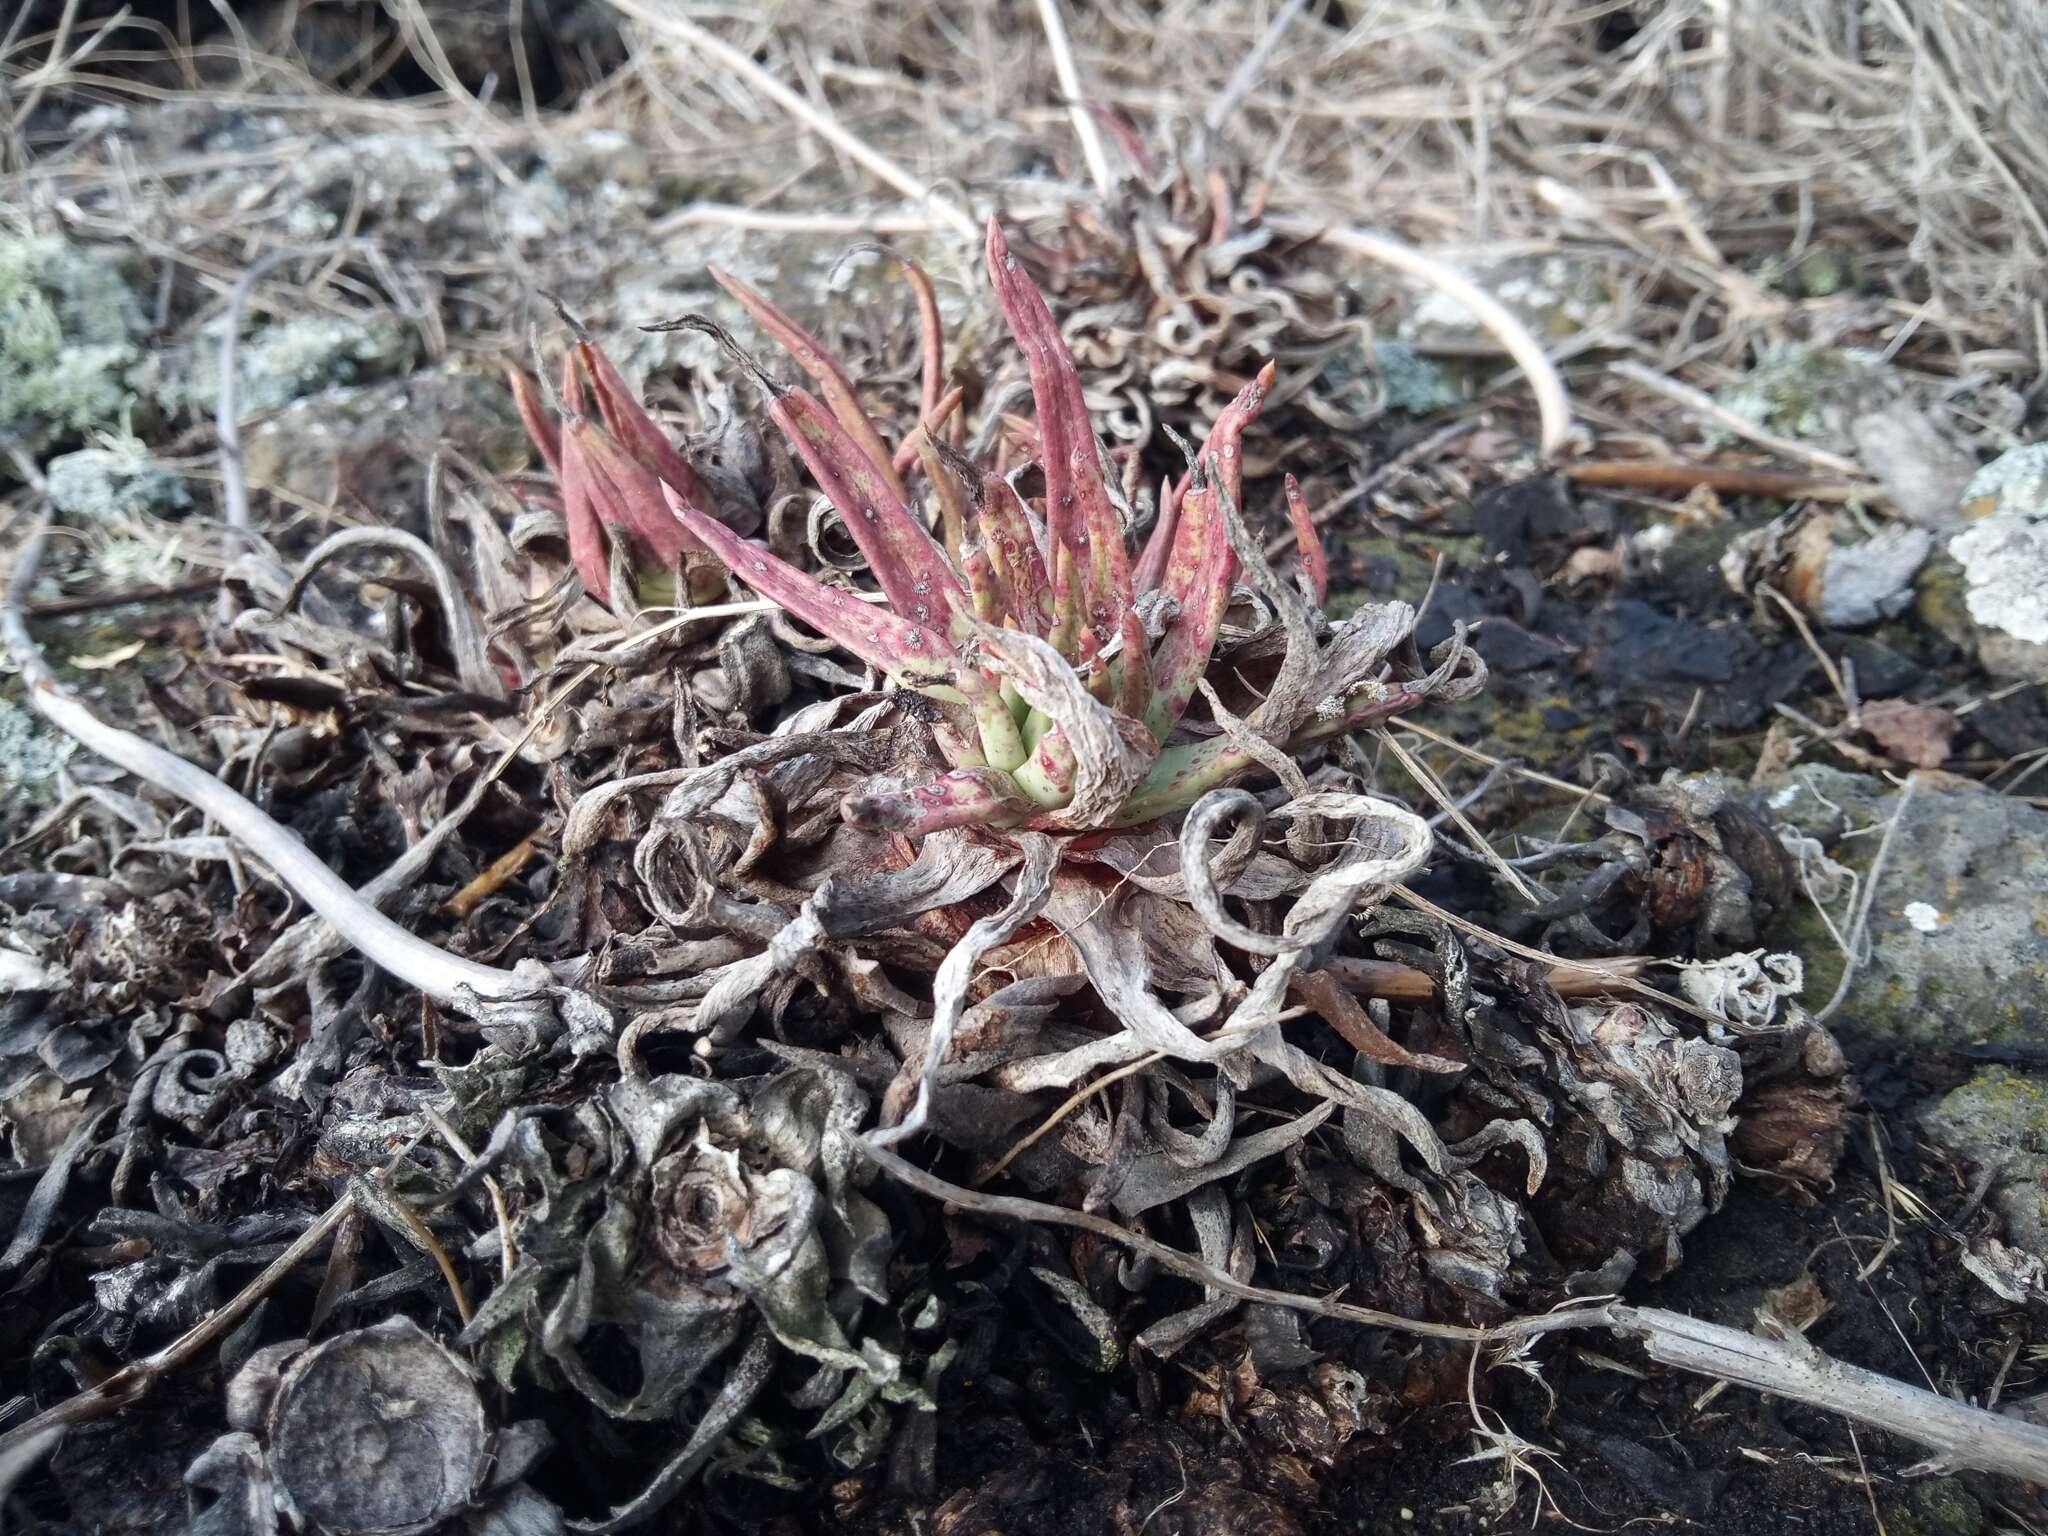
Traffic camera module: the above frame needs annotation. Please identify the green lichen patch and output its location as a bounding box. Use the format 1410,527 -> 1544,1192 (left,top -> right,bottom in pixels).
175,310 -> 418,418
0,232 -> 147,460
45,431 -> 191,521
1712,342 -> 1888,446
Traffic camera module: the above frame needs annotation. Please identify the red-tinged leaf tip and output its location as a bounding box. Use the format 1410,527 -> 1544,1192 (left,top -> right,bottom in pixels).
1285,474 -> 1329,604
571,419 -> 693,573
1133,474 -> 1178,594
711,264 -> 908,503
658,481 -> 956,681
556,427 -> 610,603
506,367 -> 561,475
574,339 -> 705,508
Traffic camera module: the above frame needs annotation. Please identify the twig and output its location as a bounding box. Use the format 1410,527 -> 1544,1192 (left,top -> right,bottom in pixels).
1206,0 -> 1310,133
26,577 -> 217,617
863,1142 -> 2048,1482
1609,360 -> 1873,482
974,1051 -> 1166,1186
215,243 -> 361,615
1266,216 -> 1574,456
0,1190 -> 356,1458
604,3 -> 977,241
1032,0 -> 1113,196
1262,416 -> 1483,557
282,525 -> 503,700
1375,728 -> 1539,902
1563,460 -> 1865,501
3,510 -> 530,1006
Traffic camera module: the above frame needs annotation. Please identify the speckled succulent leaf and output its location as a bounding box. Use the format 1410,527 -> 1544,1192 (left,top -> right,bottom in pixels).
770,388 -> 967,637
974,473 -> 1055,637
1114,604 -> 1153,723
961,543 -> 1005,625
1139,362 -> 1275,596
1144,482 -> 1232,742
574,339 -> 707,510
709,264 -> 908,503
506,367 -> 561,475
840,767 -> 1034,834
659,482 -> 955,683
1284,474 -> 1329,604
984,219 -> 1133,634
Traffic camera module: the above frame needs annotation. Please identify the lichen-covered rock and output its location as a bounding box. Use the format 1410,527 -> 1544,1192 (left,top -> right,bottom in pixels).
1758,764 -> 2048,1059
178,309 -> 417,417
45,433 -> 190,521
1712,342 -> 1889,448
237,367 -> 525,508
1947,443 -> 2048,680
0,697 -> 70,804
0,233 -> 146,461
1921,1066 -> 2048,1256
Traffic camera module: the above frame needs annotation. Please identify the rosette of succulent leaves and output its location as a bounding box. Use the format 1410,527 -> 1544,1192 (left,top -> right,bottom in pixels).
510,218 -> 1483,1119
469,222 -> 1749,1482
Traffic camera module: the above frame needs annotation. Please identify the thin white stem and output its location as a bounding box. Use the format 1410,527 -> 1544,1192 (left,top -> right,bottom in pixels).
284,525 -> 502,700
3,512 -> 528,1005
1033,0 -> 1114,197
606,2 -> 977,241
1610,359 -> 1872,481
1265,216 -> 1576,457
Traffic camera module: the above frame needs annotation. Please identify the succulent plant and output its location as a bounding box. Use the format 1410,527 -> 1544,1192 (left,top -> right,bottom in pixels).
512,219 -> 1481,837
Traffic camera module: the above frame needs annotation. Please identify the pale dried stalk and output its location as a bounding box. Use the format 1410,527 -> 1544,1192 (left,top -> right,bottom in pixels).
1033,0 -> 1114,196
2,512 -> 530,1006
606,2 -> 978,241
1609,359 -> 1873,481
1265,215 -> 1576,456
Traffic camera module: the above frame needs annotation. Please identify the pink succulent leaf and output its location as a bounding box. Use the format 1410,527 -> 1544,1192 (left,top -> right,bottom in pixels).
1167,362 -> 1275,536
913,430 -> 971,562
1143,481 -> 1232,742
572,419 -> 695,573
771,388 -> 969,637
659,481 -> 957,683
506,367 -> 561,475
974,473 -> 1055,637
840,767 -> 1034,835
710,264 -> 909,502
1114,603 -> 1153,723
961,542 -> 1007,626
985,219 -> 1130,632
1131,473 -> 1178,595
575,340 -> 707,510
1285,473 -> 1329,604
556,422 -> 611,603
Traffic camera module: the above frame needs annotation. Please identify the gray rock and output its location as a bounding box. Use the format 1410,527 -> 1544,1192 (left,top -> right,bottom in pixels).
1921,1065 -> 2048,1258
1850,398 -> 1977,529
1758,765 -> 2048,1058
1946,443 -> 2048,680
